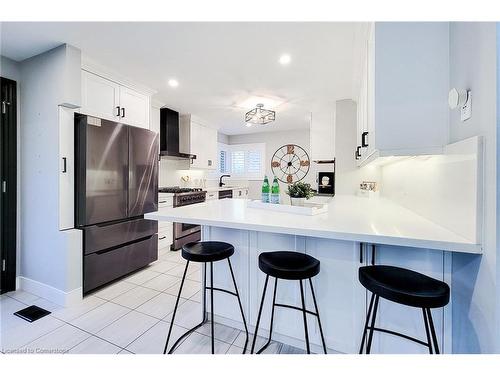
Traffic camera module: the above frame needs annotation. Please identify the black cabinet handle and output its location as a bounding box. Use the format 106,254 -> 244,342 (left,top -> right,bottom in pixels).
371,244 -> 376,265
355,146 -> 361,160
362,132 -> 369,147
159,236 -> 167,240
159,200 -> 167,204
62,157 -> 67,173
121,107 -> 125,118
116,106 -> 121,117
359,242 -> 364,263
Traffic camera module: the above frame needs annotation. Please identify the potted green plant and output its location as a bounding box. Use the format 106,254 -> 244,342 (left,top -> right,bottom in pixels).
286,181 -> 314,206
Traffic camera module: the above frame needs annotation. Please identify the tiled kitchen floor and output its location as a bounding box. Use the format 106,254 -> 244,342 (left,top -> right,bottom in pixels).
0,248 -> 304,354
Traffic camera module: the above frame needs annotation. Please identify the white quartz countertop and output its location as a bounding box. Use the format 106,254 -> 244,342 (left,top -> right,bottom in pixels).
204,186 -> 249,192
146,195 -> 481,254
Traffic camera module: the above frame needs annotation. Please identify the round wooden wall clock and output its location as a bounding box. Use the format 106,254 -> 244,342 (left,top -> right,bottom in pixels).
271,144 -> 310,184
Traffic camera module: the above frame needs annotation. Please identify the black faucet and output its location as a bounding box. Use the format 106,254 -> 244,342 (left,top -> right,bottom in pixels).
219,175 -> 231,187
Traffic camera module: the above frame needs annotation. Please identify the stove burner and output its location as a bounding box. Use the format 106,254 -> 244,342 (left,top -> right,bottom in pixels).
159,187 -> 203,194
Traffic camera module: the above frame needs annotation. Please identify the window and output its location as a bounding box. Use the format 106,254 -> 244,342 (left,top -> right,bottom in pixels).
210,142 -> 266,180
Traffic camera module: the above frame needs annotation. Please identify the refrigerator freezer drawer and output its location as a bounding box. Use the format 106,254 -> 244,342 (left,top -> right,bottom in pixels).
83,234 -> 158,294
83,218 -> 158,255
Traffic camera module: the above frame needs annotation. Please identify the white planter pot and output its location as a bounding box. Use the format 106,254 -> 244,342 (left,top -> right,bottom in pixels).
290,197 -> 306,206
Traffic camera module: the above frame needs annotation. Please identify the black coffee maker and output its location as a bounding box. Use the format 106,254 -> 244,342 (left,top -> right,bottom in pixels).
317,172 -> 335,195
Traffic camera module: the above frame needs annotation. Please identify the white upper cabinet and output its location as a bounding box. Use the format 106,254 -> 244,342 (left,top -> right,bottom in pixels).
180,114 -> 218,170
81,70 -> 120,120
310,111 -> 335,161
356,22 -> 449,166
81,70 -> 150,129
119,86 -> 150,129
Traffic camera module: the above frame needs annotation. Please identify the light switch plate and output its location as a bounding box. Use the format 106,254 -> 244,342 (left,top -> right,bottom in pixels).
461,91 -> 472,121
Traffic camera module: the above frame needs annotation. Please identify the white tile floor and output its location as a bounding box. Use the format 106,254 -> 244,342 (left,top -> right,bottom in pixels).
0,247 -> 304,354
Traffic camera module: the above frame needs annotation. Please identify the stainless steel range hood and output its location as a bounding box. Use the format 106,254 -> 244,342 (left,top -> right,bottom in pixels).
159,108 -> 196,160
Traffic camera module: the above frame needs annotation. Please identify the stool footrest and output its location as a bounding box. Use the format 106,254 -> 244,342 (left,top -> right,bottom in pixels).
167,318 -> 206,354
205,286 -> 238,297
368,326 -> 430,347
274,303 -> 318,316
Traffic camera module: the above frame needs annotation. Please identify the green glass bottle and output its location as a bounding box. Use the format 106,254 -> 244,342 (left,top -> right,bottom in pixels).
271,176 -> 280,204
261,175 -> 270,203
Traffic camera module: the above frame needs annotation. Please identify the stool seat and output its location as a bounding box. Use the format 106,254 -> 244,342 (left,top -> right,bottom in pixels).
258,251 -> 320,280
182,241 -> 234,263
359,265 -> 450,308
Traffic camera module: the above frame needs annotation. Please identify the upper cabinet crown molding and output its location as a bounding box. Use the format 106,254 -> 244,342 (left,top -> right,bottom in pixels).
81,54 -> 157,96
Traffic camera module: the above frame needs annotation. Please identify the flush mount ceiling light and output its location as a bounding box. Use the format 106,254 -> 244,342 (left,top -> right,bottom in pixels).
279,54 -> 291,65
168,79 -> 179,88
245,103 -> 276,125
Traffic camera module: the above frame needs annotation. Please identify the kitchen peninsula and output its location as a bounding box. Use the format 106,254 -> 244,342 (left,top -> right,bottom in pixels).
146,196 -> 481,354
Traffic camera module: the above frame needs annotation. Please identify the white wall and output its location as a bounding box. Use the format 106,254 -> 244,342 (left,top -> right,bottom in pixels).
0,55 -> 22,282
228,129 -> 331,201
19,44 -> 83,303
445,22 -> 497,354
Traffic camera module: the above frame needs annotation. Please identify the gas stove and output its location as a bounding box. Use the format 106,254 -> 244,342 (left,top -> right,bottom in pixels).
159,187 -> 203,194
159,187 -> 206,207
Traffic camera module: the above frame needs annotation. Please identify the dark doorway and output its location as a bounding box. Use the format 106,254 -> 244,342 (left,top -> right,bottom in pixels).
1,77 -> 17,294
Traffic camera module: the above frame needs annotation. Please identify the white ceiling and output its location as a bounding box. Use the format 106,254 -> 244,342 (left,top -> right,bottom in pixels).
0,22 -> 368,135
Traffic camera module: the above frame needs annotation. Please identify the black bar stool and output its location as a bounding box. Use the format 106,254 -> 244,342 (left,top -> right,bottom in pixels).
163,241 -> 249,354
358,265 -> 450,354
251,251 -> 327,354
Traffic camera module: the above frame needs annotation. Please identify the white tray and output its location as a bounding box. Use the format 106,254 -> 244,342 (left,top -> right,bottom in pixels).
246,200 -> 328,216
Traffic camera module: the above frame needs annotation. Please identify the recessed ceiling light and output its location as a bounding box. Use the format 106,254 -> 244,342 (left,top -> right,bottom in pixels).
279,54 -> 291,65
168,79 -> 179,88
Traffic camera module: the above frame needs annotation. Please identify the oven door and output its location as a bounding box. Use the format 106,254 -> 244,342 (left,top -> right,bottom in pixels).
174,222 -> 200,238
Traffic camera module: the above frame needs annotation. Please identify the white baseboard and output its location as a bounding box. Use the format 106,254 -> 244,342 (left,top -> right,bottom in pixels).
18,276 -> 83,307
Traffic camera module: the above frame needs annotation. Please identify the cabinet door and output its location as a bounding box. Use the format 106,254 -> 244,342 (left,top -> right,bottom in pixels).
205,126 -> 218,170
310,112 -> 335,161
366,245 -> 447,354
81,70 -> 120,121
119,86 -> 150,129
189,122 -> 205,169
305,239 -> 367,353
59,106 -> 75,230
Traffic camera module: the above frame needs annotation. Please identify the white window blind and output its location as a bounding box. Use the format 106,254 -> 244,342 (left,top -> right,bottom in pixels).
219,150 -> 228,174
210,142 -> 265,180
231,151 -> 245,174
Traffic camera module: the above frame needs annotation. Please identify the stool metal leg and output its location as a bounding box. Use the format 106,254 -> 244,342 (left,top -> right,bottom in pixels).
299,279 -> 311,354
163,260 -> 191,354
255,277 -> 278,354
426,308 -> 440,354
227,258 -> 249,354
251,274 -> 269,354
359,293 -> 376,354
422,308 -> 433,354
210,261 -> 215,354
308,278 -> 327,354
365,294 -> 380,354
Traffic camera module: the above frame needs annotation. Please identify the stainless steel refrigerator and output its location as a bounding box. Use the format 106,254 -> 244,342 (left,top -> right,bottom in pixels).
75,114 -> 159,294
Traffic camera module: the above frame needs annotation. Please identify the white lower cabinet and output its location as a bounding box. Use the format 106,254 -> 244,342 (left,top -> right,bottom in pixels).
158,194 -> 174,249
206,191 -> 218,201
232,188 -> 249,199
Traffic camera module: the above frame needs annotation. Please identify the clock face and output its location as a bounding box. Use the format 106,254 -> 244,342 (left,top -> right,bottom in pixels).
271,144 -> 310,184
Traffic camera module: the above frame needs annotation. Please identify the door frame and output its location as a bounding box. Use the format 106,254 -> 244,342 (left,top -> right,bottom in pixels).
1,76 -> 17,294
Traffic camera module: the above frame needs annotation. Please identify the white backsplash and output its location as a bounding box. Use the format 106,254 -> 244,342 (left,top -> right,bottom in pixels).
158,157 -> 248,189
